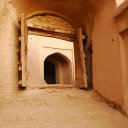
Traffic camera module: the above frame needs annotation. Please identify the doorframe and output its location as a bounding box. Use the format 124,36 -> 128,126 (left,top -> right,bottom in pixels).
19,12 -> 88,88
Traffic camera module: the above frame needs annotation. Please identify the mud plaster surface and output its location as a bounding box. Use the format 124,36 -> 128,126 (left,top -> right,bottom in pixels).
0,88 -> 128,128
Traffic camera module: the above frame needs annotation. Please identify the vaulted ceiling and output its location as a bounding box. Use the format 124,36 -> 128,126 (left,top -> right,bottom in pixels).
12,0 -> 107,36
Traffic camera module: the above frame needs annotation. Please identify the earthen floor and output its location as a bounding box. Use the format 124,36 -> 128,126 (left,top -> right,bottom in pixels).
0,87 -> 128,128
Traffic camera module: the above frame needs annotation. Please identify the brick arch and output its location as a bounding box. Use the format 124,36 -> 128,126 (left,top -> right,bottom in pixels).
26,11 -> 75,29
26,11 -> 76,41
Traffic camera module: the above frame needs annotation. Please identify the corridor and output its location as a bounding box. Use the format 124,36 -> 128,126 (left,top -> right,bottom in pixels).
0,88 -> 128,128
1,0 -> 128,128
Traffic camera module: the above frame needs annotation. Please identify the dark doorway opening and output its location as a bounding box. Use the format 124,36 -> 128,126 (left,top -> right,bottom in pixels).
44,53 -> 71,85
44,60 -> 56,84
83,37 -> 93,90
86,44 -> 93,89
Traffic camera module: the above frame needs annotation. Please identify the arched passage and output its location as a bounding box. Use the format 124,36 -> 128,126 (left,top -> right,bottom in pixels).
44,53 -> 72,85
25,11 -> 88,88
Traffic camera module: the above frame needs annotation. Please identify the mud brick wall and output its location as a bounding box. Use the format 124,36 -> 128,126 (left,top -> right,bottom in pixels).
0,0 -> 19,99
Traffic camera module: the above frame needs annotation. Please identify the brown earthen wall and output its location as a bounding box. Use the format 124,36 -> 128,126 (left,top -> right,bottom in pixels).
120,30 -> 128,114
0,0 -> 19,99
92,0 -> 124,106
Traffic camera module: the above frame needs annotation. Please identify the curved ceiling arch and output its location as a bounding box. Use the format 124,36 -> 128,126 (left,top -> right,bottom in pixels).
26,11 -> 75,29
12,0 -> 106,36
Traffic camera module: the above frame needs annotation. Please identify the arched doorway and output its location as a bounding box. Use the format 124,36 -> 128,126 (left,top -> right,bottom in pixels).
26,12 -> 87,88
44,53 -> 72,85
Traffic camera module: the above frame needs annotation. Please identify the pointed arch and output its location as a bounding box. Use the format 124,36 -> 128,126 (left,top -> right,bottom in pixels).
44,52 -> 72,85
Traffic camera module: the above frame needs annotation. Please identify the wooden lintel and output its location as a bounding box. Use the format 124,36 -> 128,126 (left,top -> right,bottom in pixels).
28,26 -> 74,36
27,24 -> 76,35
28,30 -> 75,42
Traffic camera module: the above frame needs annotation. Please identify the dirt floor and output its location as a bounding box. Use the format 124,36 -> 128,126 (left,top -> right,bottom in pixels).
0,87 -> 128,128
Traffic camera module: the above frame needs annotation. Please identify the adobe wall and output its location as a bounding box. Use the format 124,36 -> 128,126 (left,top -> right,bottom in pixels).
92,0 -> 124,107
121,30 -> 128,114
27,35 -> 75,87
114,0 -> 128,115
0,0 -> 19,99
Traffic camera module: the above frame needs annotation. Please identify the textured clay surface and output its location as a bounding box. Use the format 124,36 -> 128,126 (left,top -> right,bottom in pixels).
0,88 -> 128,128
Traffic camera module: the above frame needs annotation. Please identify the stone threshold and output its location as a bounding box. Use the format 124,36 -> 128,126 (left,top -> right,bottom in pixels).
26,84 -> 75,90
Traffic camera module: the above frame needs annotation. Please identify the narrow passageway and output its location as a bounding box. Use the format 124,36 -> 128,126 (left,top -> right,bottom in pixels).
0,88 -> 128,128
1,1 -> 128,128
